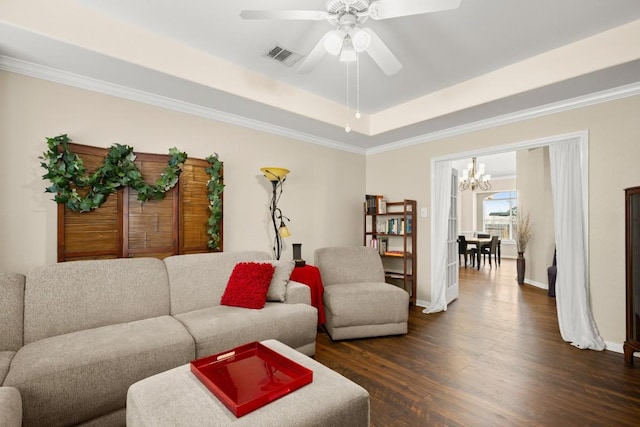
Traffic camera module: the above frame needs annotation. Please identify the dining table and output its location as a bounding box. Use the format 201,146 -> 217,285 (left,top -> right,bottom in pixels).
465,237 -> 501,270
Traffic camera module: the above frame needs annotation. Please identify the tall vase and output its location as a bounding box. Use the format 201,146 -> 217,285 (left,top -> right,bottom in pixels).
517,252 -> 525,285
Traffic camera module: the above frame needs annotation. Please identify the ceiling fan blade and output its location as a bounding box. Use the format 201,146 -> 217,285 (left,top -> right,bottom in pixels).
363,28 -> 402,75
369,0 -> 462,20
297,33 -> 331,74
240,10 -> 329,20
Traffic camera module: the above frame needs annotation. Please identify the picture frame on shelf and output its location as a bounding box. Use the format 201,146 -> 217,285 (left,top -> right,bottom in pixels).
378,199 -> 387,214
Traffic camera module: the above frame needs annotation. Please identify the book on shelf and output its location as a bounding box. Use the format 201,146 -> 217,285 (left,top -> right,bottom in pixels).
365,194 -> 379,214
384,218 -> 405,235
369,237 -> 378,250
365,194 -> 388,215
378,237 -> 388,255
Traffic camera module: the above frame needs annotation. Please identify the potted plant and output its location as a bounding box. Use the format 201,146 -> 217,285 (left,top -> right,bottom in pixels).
514,211 -> 531,284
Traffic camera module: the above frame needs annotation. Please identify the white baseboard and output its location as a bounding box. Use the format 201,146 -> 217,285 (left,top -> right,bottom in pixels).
603,341 -> 640,357
522,279 -> 549,290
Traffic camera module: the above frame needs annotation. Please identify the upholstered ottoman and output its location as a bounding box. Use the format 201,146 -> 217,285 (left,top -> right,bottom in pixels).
126,339 -> 370,426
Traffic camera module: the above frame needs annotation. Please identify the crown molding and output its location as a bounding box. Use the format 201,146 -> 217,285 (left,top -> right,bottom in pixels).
0,55 -> 366,155
365,82 -> 640,155
2,55 -> 638,158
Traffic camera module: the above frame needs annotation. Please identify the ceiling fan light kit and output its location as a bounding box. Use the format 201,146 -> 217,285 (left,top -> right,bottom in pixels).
339,36 -> 357,62
350,28 -> 371,52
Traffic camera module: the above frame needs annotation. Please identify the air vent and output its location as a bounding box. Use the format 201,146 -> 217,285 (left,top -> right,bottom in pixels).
265,45 -> 302,67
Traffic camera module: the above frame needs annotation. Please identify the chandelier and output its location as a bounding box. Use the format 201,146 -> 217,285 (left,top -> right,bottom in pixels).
458,157 -> 491,191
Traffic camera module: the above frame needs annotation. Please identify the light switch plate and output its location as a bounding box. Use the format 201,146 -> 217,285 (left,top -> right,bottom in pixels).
421,207 -> 428,218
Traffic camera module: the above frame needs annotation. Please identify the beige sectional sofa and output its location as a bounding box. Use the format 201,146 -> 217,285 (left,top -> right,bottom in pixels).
0,251 -> 317,426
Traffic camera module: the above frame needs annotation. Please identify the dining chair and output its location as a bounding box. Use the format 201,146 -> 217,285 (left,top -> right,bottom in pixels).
458,235 -> 477,267
480,235 -> 500,266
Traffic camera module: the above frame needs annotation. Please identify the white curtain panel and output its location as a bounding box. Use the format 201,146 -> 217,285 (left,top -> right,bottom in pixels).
549,138 -> 605,350
424,161 -> 452,314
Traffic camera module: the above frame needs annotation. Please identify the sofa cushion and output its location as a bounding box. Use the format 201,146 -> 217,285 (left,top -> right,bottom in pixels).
23,257 -> 171,344
174,303 -> 318,358
0,387 -> 22,427
0,273 -> 25,351
3,315 -> 195,426
221,262 -> 275,309
323,282 -> 409,328
164,251 -> 271,315
261,260 -> 295,302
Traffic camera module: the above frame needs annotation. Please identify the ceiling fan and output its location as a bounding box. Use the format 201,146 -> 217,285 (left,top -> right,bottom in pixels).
240,0 -> 462,76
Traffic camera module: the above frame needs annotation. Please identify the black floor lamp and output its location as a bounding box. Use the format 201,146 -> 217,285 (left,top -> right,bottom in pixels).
261,167 -> 290,260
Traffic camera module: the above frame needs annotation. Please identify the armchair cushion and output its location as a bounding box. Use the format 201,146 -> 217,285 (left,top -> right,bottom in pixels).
315,246 -> 385,285
323,282 -> 409,328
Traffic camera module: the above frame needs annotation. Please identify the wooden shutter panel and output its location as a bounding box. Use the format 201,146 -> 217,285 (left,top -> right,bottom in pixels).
179,159 -> 214,254
123,153 -> 179,259
58,144 -> 123,261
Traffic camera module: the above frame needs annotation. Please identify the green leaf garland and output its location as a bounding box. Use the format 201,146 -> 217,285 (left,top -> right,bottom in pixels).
40,134 -> 187,212
205,153 -> 224,250
41,134 -> 224,252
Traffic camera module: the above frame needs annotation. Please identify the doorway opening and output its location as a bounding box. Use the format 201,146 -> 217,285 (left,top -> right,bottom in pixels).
425,130 -> 588,312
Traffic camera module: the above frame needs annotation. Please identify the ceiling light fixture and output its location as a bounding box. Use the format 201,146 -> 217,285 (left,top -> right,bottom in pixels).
458,157 -> 491,191
324,30 -> 345,55
350,27 -> 371,52
339,36 -> 357,62
324,10 -> 370,60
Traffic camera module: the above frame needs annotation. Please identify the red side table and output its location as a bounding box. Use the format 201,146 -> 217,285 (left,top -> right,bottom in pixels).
290,265 -> 326,326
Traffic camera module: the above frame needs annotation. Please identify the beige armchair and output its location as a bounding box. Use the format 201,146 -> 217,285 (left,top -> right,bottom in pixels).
314,246 -> 409,340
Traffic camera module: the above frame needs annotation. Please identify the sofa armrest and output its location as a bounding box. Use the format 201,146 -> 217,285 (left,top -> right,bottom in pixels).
284,280 -> 311,305
0,387 -> 22,427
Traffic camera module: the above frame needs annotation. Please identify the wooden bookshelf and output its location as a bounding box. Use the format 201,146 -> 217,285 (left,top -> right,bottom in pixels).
364,198 -> 417,305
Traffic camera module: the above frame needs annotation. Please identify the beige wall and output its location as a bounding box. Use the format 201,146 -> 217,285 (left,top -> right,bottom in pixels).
516,147 -> 555,287
367,94 -> 640,346
3,68 -> 640,348
0,71 -> 365,273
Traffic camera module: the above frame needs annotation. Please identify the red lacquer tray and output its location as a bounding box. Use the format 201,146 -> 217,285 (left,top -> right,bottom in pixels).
190,342 -> 313,417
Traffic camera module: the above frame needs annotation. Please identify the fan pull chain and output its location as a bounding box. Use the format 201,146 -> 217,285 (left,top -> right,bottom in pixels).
345,60 -> 351,133
355,52 -> 361,119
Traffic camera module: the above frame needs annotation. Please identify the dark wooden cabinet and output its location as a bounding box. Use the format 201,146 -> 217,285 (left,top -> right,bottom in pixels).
364,199 -> 417,305
624,186 -> 640,364
57,143 -> 222,261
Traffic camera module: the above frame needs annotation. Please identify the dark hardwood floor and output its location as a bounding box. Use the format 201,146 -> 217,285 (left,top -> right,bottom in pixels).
314,259 -> 640,426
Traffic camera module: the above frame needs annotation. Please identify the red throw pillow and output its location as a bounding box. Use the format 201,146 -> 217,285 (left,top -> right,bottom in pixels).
221,262 -> 276,309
